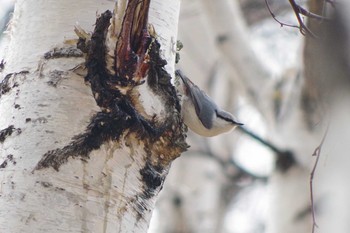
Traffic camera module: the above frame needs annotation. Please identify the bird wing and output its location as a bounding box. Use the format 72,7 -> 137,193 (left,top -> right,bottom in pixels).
176,70 -> 214,129
189,85 -> 216,129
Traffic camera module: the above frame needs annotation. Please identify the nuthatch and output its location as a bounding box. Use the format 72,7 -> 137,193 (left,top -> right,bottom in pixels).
175,70 -> 243,137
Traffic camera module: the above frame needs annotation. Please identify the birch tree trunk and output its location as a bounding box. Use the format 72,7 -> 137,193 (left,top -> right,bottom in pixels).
0,0 -> 184,232
267,1 -> 350,232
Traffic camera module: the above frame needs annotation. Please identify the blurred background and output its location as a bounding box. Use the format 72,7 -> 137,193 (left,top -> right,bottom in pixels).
149,1 -> 305,232
1,0 -> 349,233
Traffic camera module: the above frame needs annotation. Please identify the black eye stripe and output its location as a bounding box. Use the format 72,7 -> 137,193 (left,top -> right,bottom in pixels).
216,110 -> 243,125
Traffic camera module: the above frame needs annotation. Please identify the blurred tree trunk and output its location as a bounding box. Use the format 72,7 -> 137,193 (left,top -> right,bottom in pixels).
0,0 -> 184,232
267,1 -> 350,233
152,0 -> 271,232
153,0 -> 350,233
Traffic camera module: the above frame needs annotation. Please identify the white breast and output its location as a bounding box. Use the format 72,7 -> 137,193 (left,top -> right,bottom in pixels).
181,97 -> 236,137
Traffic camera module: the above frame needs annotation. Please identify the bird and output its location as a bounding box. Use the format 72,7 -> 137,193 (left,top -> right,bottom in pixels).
175,70 -> 243,137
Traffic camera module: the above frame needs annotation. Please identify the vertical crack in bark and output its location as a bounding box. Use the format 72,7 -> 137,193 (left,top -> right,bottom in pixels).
116,0 -> 151,84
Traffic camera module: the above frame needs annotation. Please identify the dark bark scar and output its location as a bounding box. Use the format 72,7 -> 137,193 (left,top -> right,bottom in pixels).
0,160 -> 7,169
44,46 -> 83,59
0,71 -> 28,98
0,59 -> 5,72
35,111 -> 132,171
0,125 -> 21,143
139,161 -> 165,199
0,154 -> 16,169
36,1 -> 187,172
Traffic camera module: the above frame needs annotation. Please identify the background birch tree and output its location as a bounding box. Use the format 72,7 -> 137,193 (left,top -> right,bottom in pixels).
150,0 -> 350,233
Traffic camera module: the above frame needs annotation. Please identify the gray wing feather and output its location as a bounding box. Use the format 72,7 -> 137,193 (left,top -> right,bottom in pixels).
176,70 -> 215,129
190,86 -> 216,129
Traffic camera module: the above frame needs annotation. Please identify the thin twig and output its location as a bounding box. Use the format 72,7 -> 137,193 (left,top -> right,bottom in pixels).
264,0 -> 300,29
288,0 -> 313,36
265,0 -> 330,37
310,124 -> 329,233
238,126 -> 285,155
298,5 -> 330,21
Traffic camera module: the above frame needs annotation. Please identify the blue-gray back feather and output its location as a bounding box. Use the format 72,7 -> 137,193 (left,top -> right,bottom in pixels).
176,70 -> 215,129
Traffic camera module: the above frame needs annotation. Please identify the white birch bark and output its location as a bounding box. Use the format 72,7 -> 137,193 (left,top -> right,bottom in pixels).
0,0 -> 182,232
